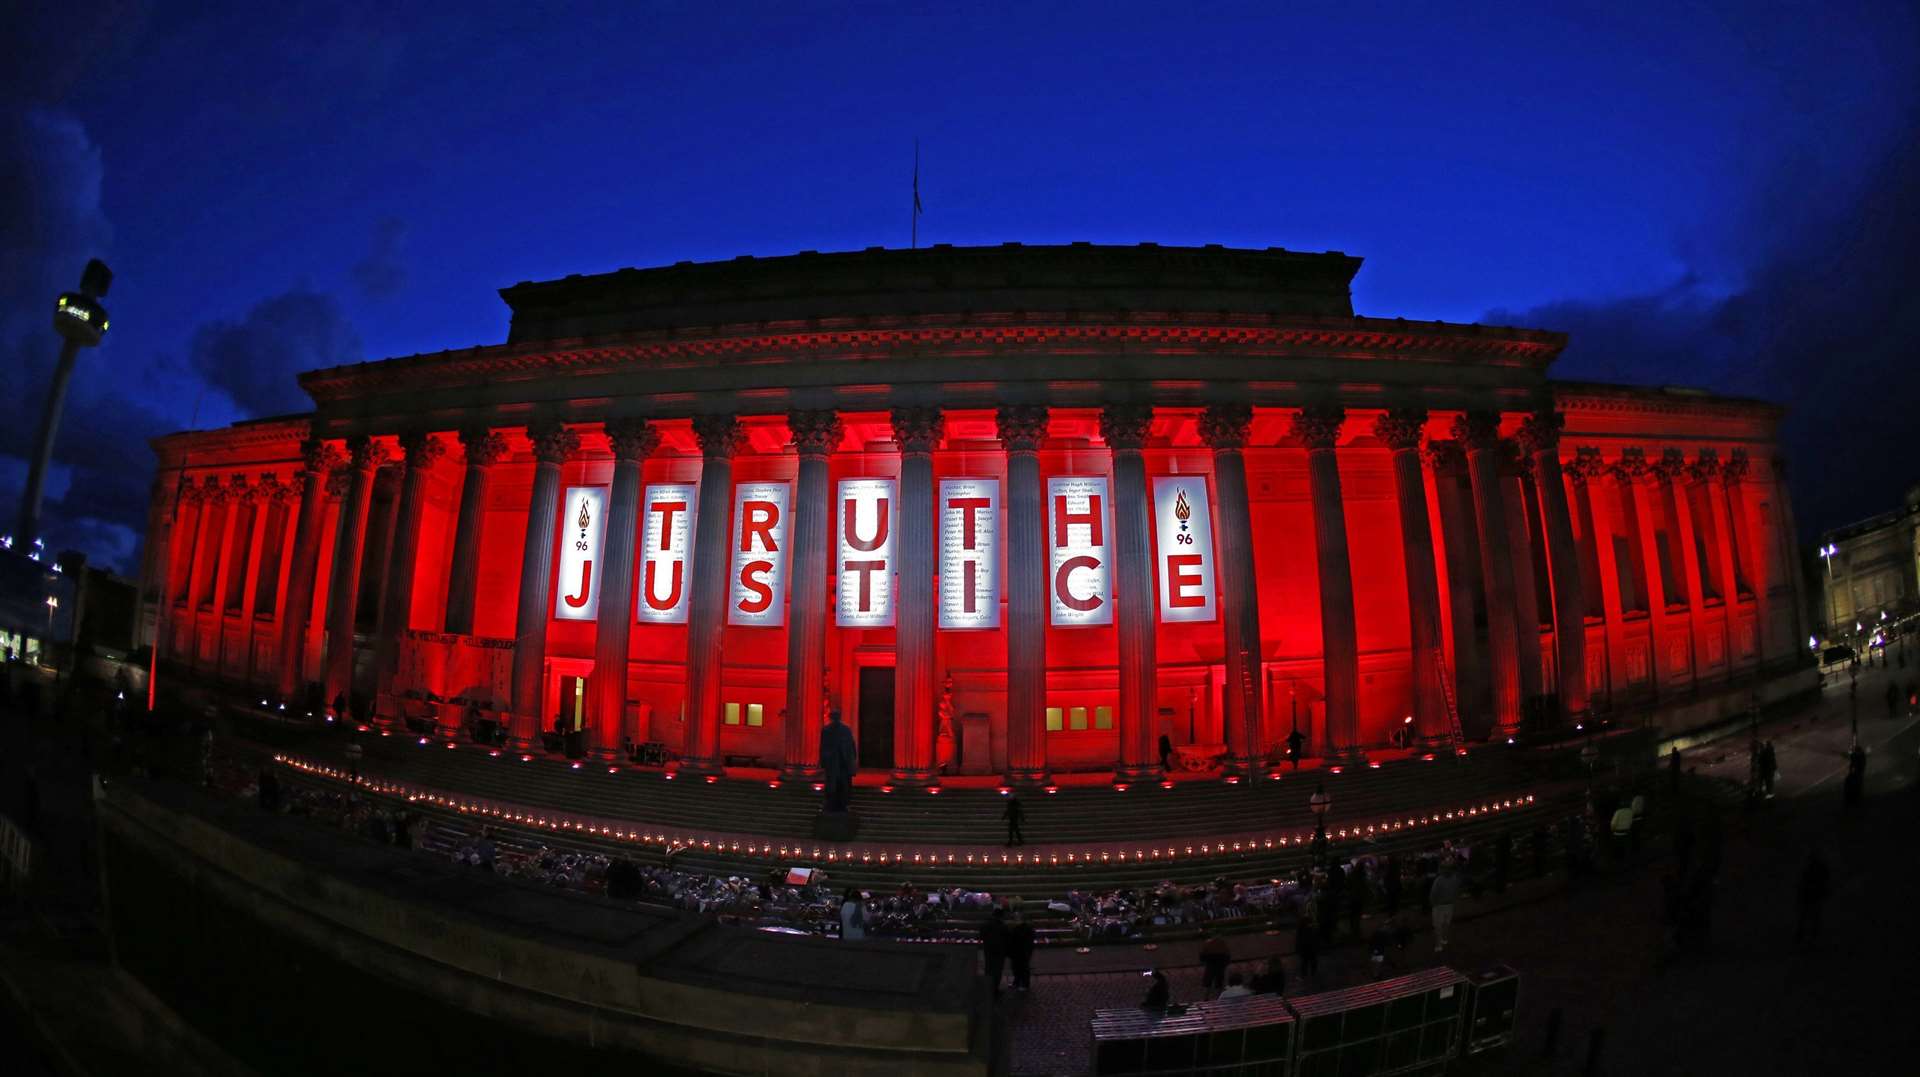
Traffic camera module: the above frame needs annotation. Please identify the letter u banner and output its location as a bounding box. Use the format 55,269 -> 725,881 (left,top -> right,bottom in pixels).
1151,476 -> 1217,622
728,481 -> 791,626
636,483 -> 697,624
837,477 -> 896,627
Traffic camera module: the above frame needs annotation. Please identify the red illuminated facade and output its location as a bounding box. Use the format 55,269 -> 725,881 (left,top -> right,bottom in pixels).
137,244 -> 1808,783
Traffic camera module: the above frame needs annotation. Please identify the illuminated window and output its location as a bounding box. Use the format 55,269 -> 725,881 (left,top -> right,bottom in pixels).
1045,707 -> 1064,732
1094,705 -> 1114,730
746,703 -> 764,727
724,702 -> 741,726
1069,706 -> 1089,731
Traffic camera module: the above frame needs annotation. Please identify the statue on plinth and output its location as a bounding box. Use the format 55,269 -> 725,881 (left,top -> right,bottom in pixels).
936,673 -> 956,774
819,708 -> 857,814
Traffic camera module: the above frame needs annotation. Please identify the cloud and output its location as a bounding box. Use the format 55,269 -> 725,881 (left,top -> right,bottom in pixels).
351,215 -> 409,299
1488,111 -> 1920,537
188,289 -> 363,418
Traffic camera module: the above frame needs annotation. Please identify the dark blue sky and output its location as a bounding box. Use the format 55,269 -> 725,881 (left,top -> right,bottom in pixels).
4,1 -> 1916,571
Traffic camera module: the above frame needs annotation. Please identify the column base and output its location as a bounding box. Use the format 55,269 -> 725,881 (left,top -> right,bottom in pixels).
778,763 -> 823,783
1114,763 -> 1162,784
887,767 -> 939,788
1004,767 -> 1051,789
507,737 -> 536,755
677,756 -> 723,779
1325,748 -> 1369,766
588,746 -> 621,763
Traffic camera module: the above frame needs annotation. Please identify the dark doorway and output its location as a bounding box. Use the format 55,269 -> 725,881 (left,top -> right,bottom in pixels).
857,666 -> 894,770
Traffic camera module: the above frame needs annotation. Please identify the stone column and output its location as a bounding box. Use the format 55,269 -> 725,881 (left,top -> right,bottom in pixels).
1103,403 -> 1161,781
277,439 -> 339,700
782,409 -> 841,780
678,414 -> 744,777
1375,408 -> 1448,746
1454,412 -> 1522,738
997,404 -> 1051,786
509,420 -> 578,749
1504,465 -> 1545,708
1722,450 -> 1769,664
589,419 -> 657,761
1659,449 -> 1713,682
1518,412 -> 1589,724
1203,402 -> 1267,773
1616,449 -> 1676,692
1427,442 -> 1488,726
375,431 -> 446,709
443,427 -> 508,636
889,407 -> 943,785
323,437 -> 383,711
1567,449 -> 1624,702
167,483 -> 208,660
1296,404 -> 1361,758
208,473 -> 248,673
236,475 -> 278,683
1696,449 -> 1751,667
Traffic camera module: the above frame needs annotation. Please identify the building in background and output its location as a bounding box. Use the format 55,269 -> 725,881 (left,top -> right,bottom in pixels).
135,244 -> 1811,783
1815,486 -> 1920,643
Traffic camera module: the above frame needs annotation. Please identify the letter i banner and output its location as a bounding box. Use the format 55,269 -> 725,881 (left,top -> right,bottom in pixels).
939,478 -> 999,629
1152,476 -> 1217,622
554,486 -> 609,620
637,483 -> 697,624
728,481 -> 791,626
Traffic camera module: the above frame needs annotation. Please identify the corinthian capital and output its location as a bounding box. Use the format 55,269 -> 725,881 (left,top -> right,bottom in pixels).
1688,448 -> 1721,483
1199,403 -> 1253,451
690,414 -> 744,460
786,409 -> 844,458
603,417 -> 659,462
1723,448 -> 1751,485
1515,410 -> 1564,455
1612,448 -> 1650,484
890,406 -> 944,455
995,404 -> 1050,453
1566,447 -> 1607,486
1652,448 -> 1688,485
1450,411 -> 1503,453
1424,439 -> 1466,478
1372,406 -> 1428,452
458,427 -> 509,468
528,419 -> 581,465
1099,403 -> 1155,452
1290,402 -> 1345,450
398,430 -> 447,470
345,435 -> 386,472
301,437 -> 345,476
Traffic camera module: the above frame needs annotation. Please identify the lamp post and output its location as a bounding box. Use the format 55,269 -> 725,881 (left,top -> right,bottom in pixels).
1308,784 -> 1330,869
44,595 -> 58,669
1579,738 -> 1599,810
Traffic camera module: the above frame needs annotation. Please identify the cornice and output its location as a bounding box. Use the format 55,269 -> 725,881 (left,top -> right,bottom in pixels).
300,314 -> 1569,404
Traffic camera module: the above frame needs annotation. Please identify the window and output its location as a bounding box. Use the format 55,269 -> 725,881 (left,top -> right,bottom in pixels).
1094,705 -> 1114,730
1069,706 -> 1088,731
726,701 -> 765,727
1045,706 -> 1064,732
724,702 -> 741,726
1047,700 -> 1116,733
747,703 -> 764,727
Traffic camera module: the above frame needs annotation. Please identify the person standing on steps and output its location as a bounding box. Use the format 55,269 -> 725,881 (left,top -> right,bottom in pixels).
1286,726 -> 1305,770
1158,732 -> 1174,773
1843,744 -> 1867,808
1002,793 -> 1025,846
1758,741 -> 1778,799
840,887 -> 867,940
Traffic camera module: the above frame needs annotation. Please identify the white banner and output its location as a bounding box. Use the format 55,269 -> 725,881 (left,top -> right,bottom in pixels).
836,478 -> 896,627
939,478 -> 999,629
728,482 -> 791,626
636,483 -> 697,624
553,486 -> 607,621
1047,475 -> 1113,626
1152,476 -> 1218,622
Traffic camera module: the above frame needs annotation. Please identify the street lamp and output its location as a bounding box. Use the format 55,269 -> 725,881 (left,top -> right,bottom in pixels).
44,595 -> 58,666
1308,784 -> 1331,868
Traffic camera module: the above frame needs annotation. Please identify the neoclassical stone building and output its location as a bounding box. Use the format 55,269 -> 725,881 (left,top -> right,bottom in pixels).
138,244 -> 1808,782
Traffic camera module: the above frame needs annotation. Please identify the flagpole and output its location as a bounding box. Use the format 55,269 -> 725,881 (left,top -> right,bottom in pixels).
912,140 -> 920,250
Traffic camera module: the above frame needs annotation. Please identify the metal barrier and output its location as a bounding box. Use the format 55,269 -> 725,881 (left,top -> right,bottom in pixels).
1093,966 -> 1514,1076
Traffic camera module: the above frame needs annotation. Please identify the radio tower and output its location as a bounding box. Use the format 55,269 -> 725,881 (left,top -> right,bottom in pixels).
17,259 -> 113,548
